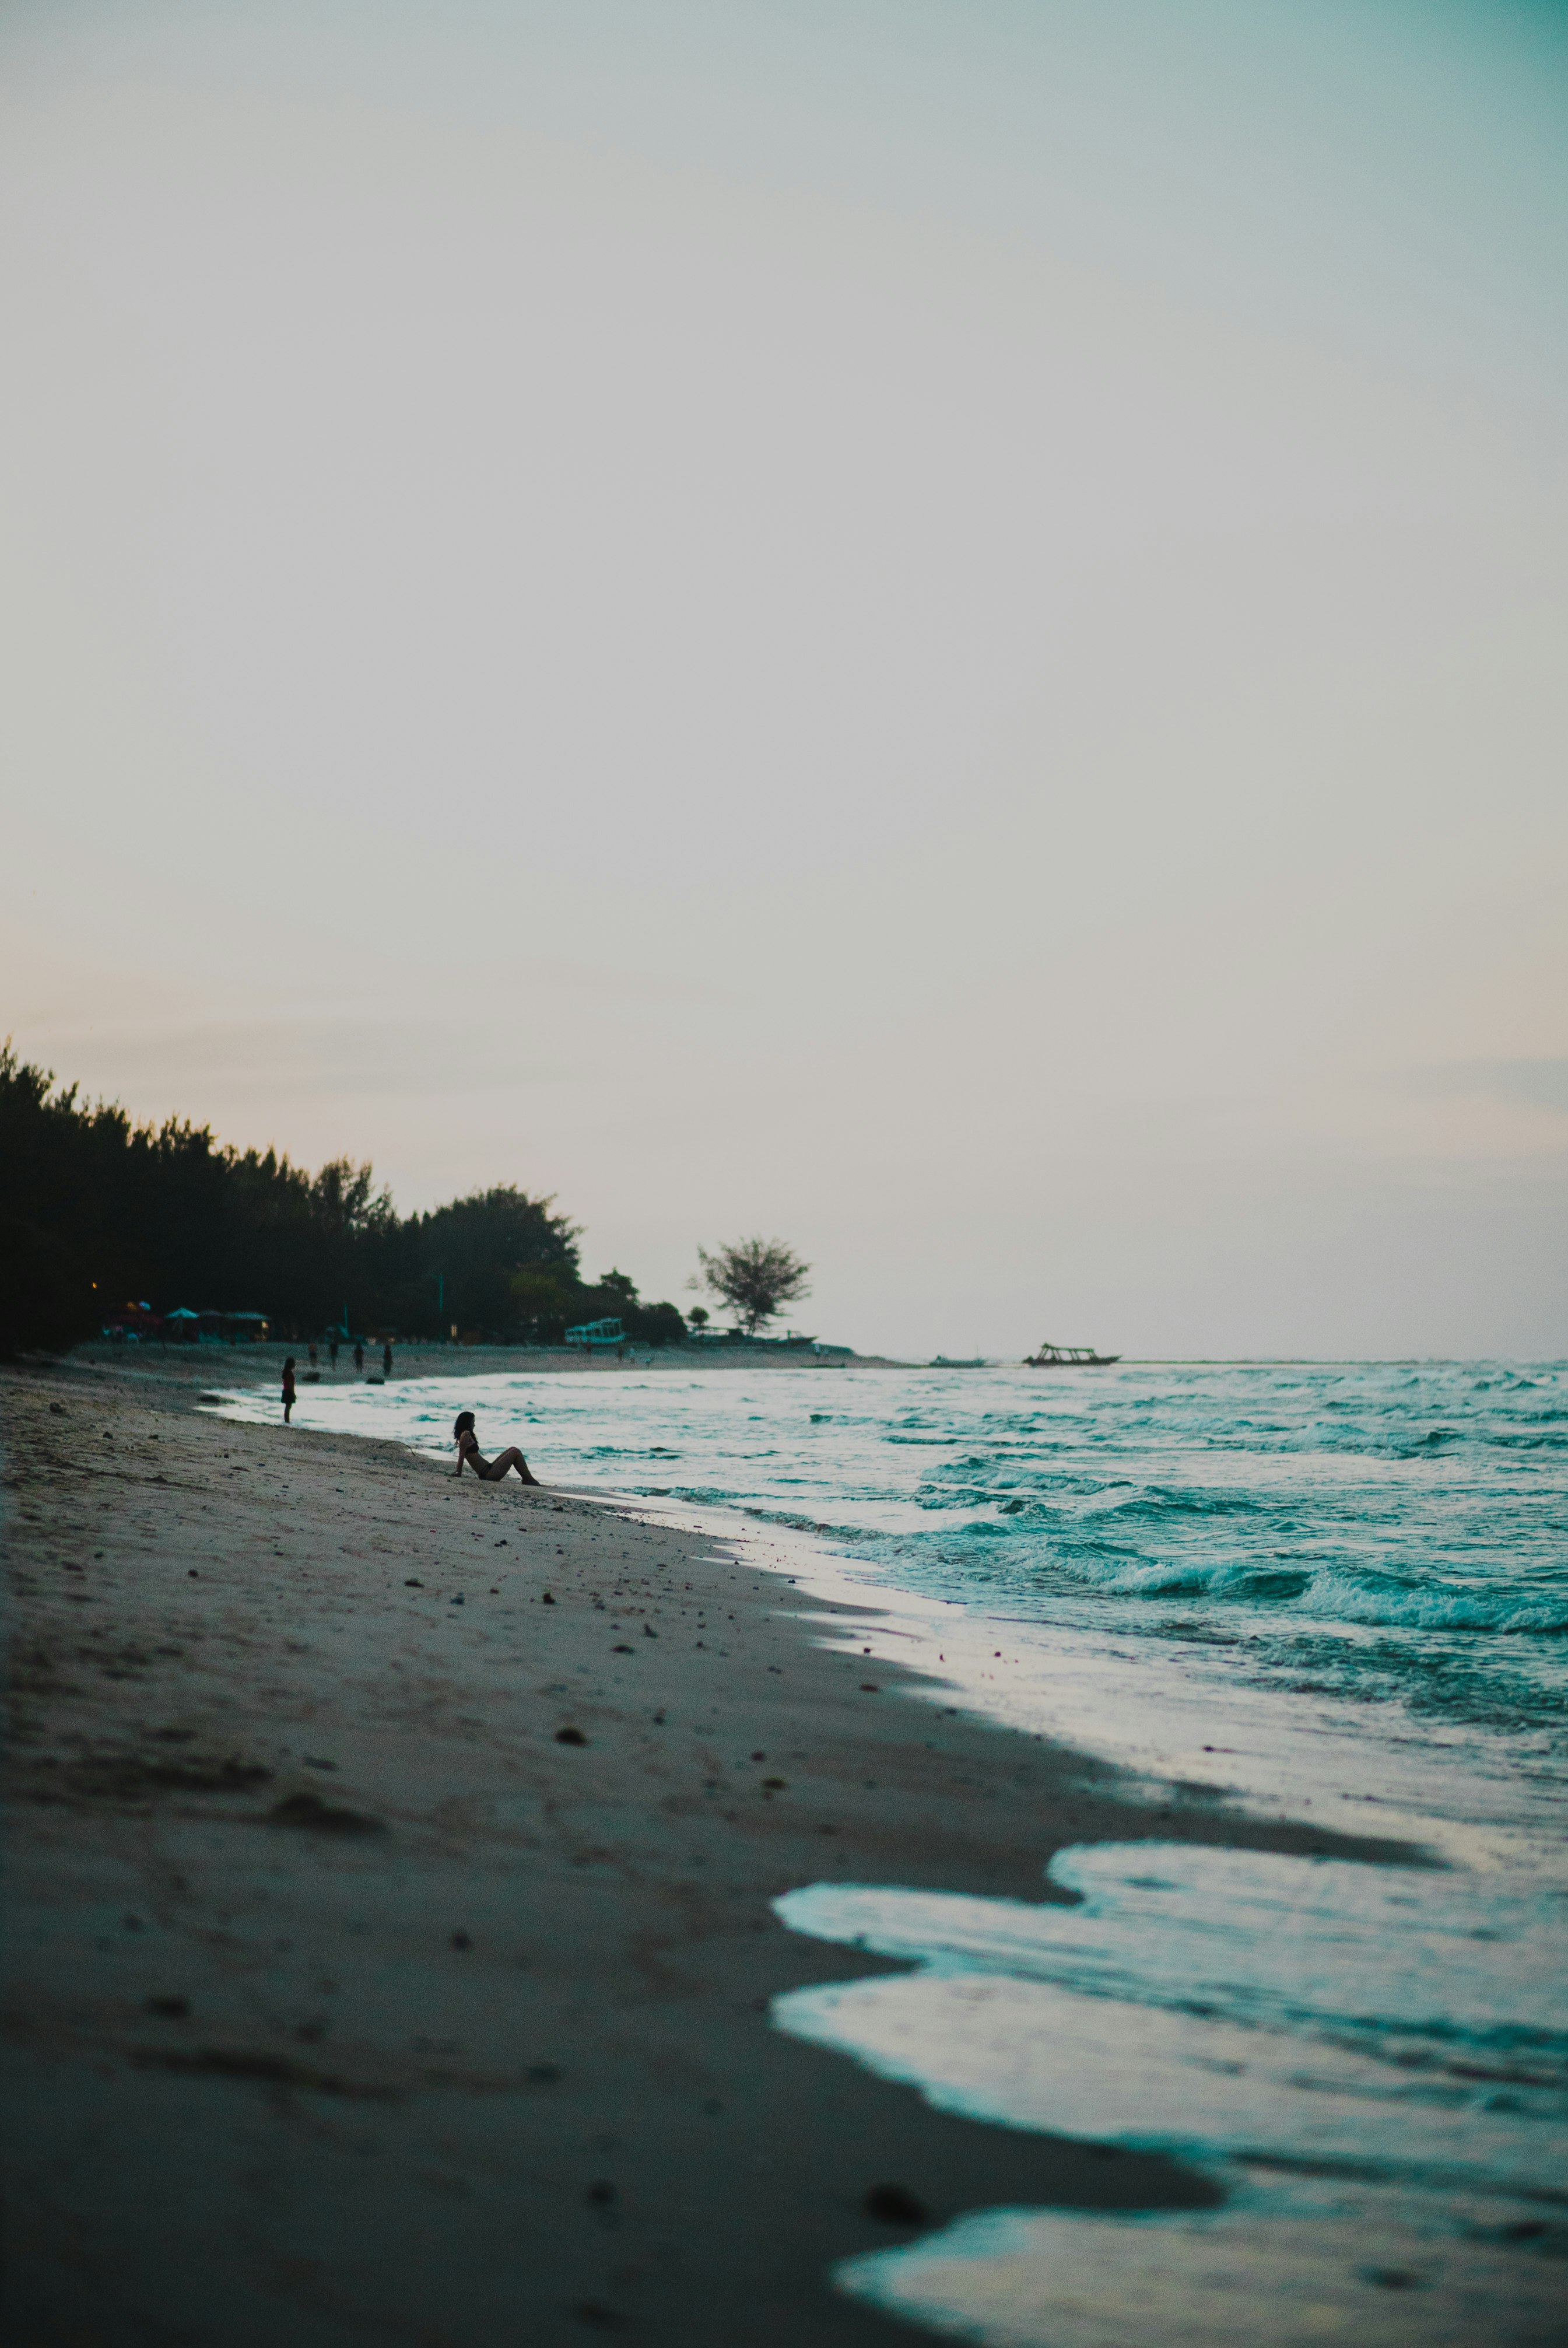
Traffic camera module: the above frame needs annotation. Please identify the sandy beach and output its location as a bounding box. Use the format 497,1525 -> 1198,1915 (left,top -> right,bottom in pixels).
3,1352 -> 1417,2345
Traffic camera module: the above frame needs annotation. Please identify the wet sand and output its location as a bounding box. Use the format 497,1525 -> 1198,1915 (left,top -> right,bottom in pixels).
2,1356 -> 1413,2345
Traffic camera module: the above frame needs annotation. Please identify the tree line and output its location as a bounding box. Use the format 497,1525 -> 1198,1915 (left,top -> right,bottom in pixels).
0,1044 -> 688,1355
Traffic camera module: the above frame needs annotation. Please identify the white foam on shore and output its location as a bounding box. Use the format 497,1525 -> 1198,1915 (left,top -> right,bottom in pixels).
833,2181 -> 1567,2348
775,1844 -> 1568,2346
774,1845 -> 1567,2190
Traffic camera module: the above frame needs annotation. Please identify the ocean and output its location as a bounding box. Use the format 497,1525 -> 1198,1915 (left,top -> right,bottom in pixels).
211,1358 -> 1568,2343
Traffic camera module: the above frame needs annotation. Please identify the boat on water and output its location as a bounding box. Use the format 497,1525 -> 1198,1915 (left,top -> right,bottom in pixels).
1024,1340 -> 1121,1366
928,1355 -> 988,1369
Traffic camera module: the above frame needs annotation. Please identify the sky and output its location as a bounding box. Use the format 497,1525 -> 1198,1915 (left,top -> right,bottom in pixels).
2,0 -> 1565,1358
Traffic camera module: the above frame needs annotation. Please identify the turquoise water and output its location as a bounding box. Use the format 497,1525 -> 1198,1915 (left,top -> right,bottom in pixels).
211,1359 -> 1568,2340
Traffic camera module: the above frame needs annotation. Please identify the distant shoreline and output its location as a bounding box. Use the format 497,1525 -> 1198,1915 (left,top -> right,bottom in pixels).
59,1338 -> 915,1385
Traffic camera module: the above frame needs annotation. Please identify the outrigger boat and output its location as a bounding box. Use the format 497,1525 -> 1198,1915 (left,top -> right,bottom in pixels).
1025,1340 -> 1121,1366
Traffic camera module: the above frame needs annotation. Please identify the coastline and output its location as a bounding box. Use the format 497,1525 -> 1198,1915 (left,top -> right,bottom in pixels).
3,1354 -> 1417,2345
64,1338 -> 915,1382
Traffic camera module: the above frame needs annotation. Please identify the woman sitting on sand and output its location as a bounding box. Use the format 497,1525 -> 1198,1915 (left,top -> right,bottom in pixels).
451,1410 -> 541,1485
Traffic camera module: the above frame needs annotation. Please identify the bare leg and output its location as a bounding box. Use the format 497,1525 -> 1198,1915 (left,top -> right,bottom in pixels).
489,1447 -> 541,1485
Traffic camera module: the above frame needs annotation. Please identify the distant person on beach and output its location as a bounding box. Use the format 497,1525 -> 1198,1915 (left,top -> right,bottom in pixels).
282,1357 -> 296,1424
308,1341 -> 318,1371
329,1336 -> 338,1369
452,1410 -> 541,1485
383,1341 -> 393,1379
353,1341 -> 364,1373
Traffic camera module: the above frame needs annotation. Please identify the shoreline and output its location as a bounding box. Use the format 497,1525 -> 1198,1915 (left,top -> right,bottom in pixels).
3,1354 -> 1416,2344
62,1339 -> 917,1383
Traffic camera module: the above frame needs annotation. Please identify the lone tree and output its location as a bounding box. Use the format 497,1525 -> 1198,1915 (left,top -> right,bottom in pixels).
693,1237 -> 811,1336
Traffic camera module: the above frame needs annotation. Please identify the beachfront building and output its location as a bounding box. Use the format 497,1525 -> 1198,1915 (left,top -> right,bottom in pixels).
563,1316 -> 627,1351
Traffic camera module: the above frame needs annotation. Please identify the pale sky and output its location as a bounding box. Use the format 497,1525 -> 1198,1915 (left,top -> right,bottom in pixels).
3,0 -> 1565,1358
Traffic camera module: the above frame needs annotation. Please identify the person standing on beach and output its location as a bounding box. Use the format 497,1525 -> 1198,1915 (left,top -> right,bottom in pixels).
353,1340 -> 364,1374
383,1340 -> 393,1380
329,1336 -> 338,1371
282,1357 -> 297,1424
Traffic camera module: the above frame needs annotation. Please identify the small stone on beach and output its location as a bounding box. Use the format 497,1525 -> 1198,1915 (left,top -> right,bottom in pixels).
267,1790 -> 384,1836
555,1727 -> 587,1746
863,2183 -> 928,2226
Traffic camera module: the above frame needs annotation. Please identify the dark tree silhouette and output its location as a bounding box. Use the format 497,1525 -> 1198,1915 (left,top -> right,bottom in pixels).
693,1238 -> 812,1336
407,1186 -> 581,1338
0,1042 -> 687,1355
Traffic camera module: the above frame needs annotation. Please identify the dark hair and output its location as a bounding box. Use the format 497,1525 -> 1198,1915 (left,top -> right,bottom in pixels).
453,1410 -> 475,1438
283,1357 -> 295,1371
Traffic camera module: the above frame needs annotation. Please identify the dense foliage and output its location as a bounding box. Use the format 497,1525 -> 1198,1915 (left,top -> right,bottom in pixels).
0,1045 -> 686,1355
